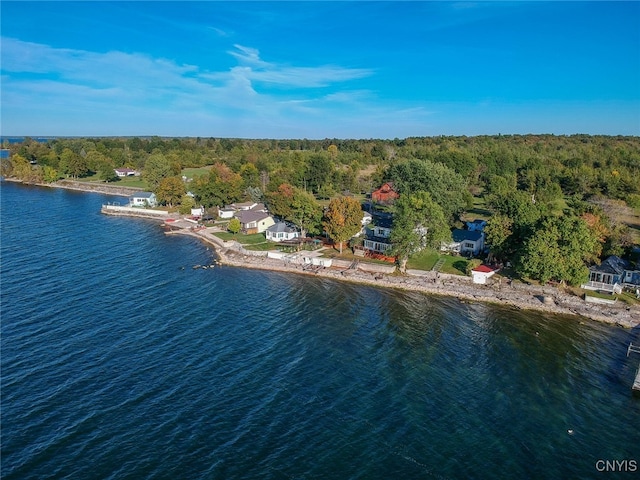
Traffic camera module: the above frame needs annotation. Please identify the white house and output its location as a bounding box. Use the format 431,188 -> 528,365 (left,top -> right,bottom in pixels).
114,168 -> 139,177
363,216 -> 393,254
218,207 -> 236,219
441,229 -> 485,257
129,192 -> 157,207
266,222 -> 300,241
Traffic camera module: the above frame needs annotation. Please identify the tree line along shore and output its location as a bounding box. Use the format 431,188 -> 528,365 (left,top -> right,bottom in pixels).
2,134 -> 639,311
4,174 -> 638,328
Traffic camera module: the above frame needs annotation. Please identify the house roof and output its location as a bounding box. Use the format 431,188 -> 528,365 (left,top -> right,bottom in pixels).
131,191 -> 155,199
267,222 -> 297,234
232,201 -> 258,210
371,212 -> 393,229
472,265 -> 495,273
451,229 -> 483,242
235,210 -> 271,224
590,255 -> 631,275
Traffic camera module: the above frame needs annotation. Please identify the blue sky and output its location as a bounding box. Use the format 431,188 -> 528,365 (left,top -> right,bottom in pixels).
1,1 -> 639,138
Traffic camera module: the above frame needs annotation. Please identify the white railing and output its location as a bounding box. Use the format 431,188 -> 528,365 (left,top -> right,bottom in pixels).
581,281 -> 622,294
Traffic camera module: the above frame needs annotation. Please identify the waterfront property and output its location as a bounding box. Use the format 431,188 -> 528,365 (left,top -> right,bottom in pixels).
129,192 -> 157,207
441,229 -> 485,257
235,210 -> 275,234
362,214 -> 393,254
581,255 -> 640,294
266,222 -> 300,242
114,168 -> 139,177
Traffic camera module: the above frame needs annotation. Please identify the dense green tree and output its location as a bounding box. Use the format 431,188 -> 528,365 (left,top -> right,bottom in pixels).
388,158 -> 471,220
289,188 -> 323,238
144,152 -> 173,190
486,189 -> 545,255
265,183 -> 322,237
519,216 -> 601,285
323,196 -> 363,253
389,191 -> 450,272
179,194 -> 196,215
9,154 -> 36,181
97,159 -> 118,182
41,165 -> 59,183
59,148 -> 88,178
228,217 -> 241,235
239,163 -> 260,188
484,214 -> 513,259
306,153 -> 332,193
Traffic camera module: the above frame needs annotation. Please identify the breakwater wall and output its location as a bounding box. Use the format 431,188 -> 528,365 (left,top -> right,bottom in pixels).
101,205 -> 170,218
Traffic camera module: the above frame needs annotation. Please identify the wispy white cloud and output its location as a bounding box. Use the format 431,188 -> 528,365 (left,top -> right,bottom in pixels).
0,37 -> 431,138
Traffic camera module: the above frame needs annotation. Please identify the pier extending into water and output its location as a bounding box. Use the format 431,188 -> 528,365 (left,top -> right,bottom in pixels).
627,343 -> 640,392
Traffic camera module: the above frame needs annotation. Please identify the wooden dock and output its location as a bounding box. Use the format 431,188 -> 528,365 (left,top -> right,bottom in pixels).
627,343 -> 640,392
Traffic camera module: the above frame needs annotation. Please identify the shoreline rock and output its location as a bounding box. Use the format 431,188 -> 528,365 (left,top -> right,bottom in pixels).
3,177 -> 143,197
173,228 -> 640,329
9,178 -> 635,328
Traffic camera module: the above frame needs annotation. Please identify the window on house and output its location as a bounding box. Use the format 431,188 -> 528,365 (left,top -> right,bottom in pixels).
464,242 -> 474,249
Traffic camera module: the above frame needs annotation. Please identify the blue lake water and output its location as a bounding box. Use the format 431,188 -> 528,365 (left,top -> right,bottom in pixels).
1,180 -> 639,479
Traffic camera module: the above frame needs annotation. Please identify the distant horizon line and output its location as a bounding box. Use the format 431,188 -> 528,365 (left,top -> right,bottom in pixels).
2,133 -> 639,142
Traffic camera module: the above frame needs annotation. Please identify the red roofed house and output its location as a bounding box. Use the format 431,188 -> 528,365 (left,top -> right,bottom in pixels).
471,264 -> 500,284
372,182 -> 399,204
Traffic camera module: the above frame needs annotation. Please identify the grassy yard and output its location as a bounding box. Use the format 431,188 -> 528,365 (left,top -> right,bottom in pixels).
112,177 -> 148,188
320,247 -> 395,265
213,231 -> 275,251
182,166 -> 212,180
406,249 -> 475,275
461,195 -> 492,222
73,174 -> 149,189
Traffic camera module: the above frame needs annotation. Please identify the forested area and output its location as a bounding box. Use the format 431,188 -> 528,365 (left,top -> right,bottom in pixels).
3,134 -> 639,285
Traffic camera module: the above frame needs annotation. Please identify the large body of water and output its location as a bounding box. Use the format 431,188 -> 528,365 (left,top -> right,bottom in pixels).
1,181 -> 639,479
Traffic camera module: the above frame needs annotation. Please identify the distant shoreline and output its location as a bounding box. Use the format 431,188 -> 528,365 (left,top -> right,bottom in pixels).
2,177 -> 142,197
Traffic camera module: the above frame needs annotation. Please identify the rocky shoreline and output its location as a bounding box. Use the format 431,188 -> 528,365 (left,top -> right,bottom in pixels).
172,227 -> 640,329
8,177 -> 636,328
3,177 -> 143,197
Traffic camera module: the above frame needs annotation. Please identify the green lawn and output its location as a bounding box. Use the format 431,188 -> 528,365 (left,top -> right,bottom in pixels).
112,177 -> 148,188
213,231 -> 277,251
461,195 -> 492,222
406,249 -> 474,275
68,174 -> 149,189
182,166 -> 212,180
214,231 -> 266,244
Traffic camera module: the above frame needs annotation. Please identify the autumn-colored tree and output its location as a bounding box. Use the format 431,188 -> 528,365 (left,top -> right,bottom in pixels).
323,196 -> 363,253
156,176 -> 186,207
192,163 -> 243,207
